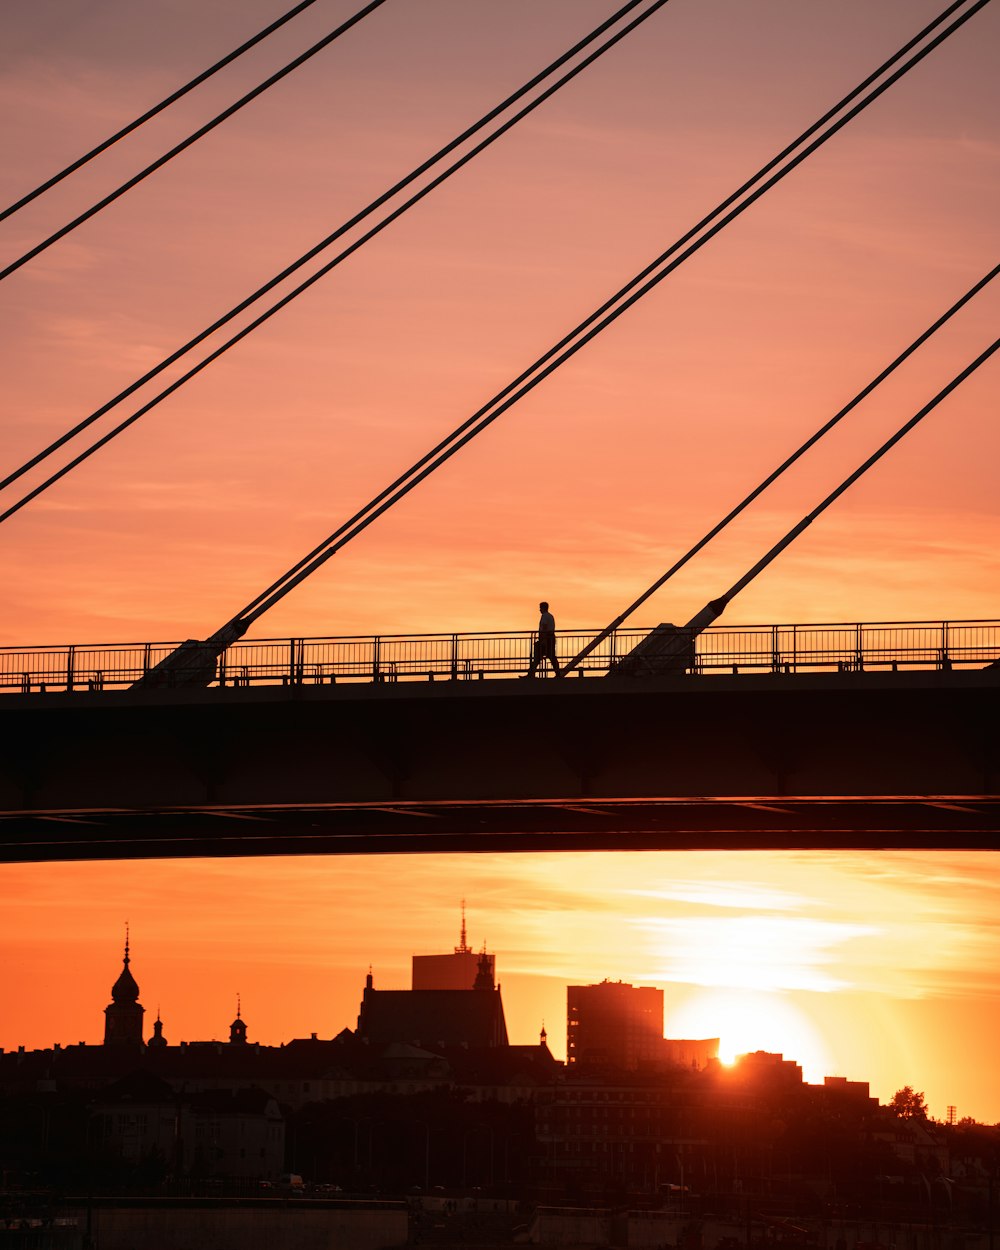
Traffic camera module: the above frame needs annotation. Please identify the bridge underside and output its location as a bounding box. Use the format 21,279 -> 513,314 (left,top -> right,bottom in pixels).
1,796 -> 998,862
1,668 -> 997,861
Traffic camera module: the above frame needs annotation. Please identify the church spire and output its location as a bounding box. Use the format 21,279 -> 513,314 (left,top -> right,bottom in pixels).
474,945 -> 495,992
229,994 -> 248,1045
455,900 -> 471,954
104,929 -> 145,1047
149,1007 -> 167,1049
110,927 -> 139,1003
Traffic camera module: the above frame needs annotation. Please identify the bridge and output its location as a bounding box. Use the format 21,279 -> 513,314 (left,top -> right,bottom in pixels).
1,619 -> 997,861
2,3 -> 998,862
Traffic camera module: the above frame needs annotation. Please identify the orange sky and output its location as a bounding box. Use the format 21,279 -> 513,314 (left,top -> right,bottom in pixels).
1,2 -> 998,1124
2,851 -> 1000,1124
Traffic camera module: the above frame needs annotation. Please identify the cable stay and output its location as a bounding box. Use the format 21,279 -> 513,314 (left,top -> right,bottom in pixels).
130,0 -> 992,689
561,261 -> 1000,676
0,0 -> 323,225
0,0 -> 390,283
602,335 -> 1000,679
0,0 -> 668,502
2,0 -> 983,526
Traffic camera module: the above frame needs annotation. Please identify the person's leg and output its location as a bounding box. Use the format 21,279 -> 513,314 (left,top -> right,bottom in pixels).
527,638 -> 542,677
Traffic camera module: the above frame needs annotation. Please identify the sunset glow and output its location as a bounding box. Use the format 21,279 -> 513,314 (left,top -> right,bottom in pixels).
1,0 -> 999,1138
2,851 -> 999,1122
667,988 -> 834,1082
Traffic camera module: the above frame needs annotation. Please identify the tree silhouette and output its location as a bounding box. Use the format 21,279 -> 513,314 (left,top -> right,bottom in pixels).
890,1086 -> 928,1120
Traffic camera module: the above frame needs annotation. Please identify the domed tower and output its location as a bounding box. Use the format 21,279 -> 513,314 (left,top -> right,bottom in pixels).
229,996 -> 247,1045
103,930 -> 145,1047
148,1010 -> 168,1049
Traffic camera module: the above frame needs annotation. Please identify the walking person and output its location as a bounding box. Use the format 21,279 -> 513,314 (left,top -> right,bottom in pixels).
527,601 -> 561,677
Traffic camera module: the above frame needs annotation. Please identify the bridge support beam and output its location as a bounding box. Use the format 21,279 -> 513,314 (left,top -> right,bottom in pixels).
0,669 -> 997,860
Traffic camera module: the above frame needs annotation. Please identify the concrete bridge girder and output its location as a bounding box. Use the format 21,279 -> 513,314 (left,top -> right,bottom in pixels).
0,670 -> 994,808
0,668 -> 997,859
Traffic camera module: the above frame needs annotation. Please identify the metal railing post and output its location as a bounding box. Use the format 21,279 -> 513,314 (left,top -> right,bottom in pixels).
7,619 -> 1000,697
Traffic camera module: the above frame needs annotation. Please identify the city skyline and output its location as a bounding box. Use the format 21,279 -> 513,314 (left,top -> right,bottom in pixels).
1,0 -> 997,1162
3,854 -> 998,1125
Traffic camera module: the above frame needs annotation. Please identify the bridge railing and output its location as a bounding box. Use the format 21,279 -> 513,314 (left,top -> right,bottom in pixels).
694,621 -> 1000,674
1,620 -> 997,693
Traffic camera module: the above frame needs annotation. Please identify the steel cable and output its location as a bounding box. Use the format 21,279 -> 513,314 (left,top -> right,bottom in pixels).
0,0 -> 671,517
562,261 -> 1000,674
225,0 -> 991,636
0,0 -> 663,498
0,0 -> 323,224
721,336 -> 999,610
0,0 -> 391,281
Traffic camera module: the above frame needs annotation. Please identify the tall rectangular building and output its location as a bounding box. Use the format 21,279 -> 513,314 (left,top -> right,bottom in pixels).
567,980 -> 664,1070
412,949 -> 493,990
411,906 -> 494,990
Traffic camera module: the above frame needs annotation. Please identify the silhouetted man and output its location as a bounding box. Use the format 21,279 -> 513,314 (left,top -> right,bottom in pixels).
527,601 -> 561,677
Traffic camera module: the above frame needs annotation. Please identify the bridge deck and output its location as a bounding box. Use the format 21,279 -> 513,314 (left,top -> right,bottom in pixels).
1,666 -> 997,860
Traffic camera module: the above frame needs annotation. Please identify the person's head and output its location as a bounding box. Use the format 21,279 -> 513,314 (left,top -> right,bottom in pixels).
539,601 -> 548,612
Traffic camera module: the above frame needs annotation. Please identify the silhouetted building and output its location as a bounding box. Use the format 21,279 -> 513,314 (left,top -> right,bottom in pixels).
727,1050 -> 803,1091
229,999 -> 248,1046
103,935 -> 145,1048
148,1012 -> 168,1050
567,980 -> 663,1070
4,932 -> 980,1219
90,1070 -> 284,1181
358,953 -> 508,1049
660,1036 -> 719,1070
411,903 -> 495,990
820,1074 -> 876,1106
91,1070 -> 179,1165
186,1086 -> 284,1180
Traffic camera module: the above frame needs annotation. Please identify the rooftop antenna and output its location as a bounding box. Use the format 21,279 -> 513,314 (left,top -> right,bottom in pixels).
456,900 -> 471,954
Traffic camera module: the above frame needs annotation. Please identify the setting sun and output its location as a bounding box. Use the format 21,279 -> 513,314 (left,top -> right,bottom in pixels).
666,987 -> 835,1083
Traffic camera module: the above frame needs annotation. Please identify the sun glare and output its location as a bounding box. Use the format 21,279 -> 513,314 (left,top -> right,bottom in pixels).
668,988 -> 835,1084
642,912 -> 874,994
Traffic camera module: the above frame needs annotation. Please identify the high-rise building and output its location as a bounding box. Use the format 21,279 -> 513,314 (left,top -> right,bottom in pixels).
411,902 -> 495,990
566,980 -> 663,1070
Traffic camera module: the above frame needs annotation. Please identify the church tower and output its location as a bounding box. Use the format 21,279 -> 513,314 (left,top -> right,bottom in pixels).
148,1011 -> 168,1049
474,946 -> 496,992
103,930 -> 145,1047
229,996 -> 248,1045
